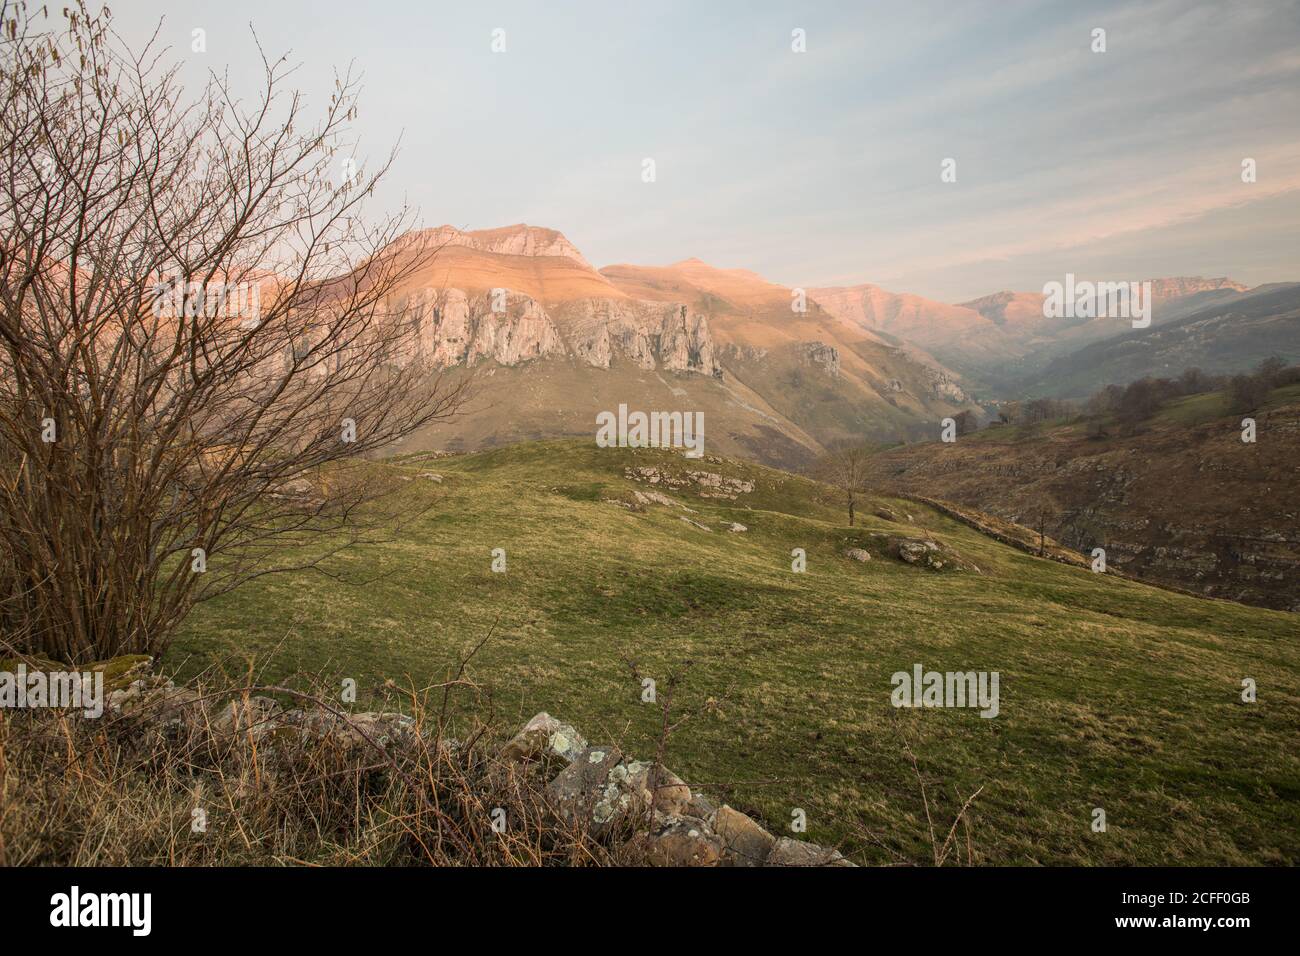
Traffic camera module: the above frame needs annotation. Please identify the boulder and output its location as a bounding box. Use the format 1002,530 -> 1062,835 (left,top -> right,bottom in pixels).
636,819 -> 724,867
501,712 -> 586,764
546,745 -> 625,830
844,548 -> 872,562
766,837 -> 856,867
726,522 -> 748,533
714,805 -> 776,867
617,761 -> 692,818
889,536 -> 972,572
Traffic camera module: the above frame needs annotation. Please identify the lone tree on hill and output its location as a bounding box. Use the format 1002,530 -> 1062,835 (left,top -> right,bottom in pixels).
815,443 -> 874,526
0,3 -> 469,661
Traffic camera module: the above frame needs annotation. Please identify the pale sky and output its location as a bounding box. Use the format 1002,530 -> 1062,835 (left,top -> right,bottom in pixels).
106,0 -> 1300,302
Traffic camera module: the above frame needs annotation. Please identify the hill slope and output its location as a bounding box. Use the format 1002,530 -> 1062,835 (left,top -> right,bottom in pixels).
862,384 -> 1300,611
173,440 -> 1300,865
1017,283 -> 1300,398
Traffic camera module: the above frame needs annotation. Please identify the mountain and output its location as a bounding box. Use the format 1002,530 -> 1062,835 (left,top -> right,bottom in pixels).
859,382 -> 1300,611
810,277 -> 1248,393
358,225 -> 977,466
1019,283 -> 1300,397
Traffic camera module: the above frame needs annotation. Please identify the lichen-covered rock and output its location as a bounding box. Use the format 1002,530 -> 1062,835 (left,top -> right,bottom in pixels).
89,655 -> 155,693
726,522 -> 747,532
274,708 -> 417,753
546,745 -> 625,829
766,837 -> 855,867
501,712 -> 586,764
888,536 -> 972,572
687,791 -> 717,824
844,548 -> 872,562
617,761 -> 692,818
714,805 -> 776,867
636,818 -> 723,867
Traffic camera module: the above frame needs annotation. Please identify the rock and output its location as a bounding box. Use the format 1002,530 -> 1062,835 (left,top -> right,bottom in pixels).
687,791 -> 718,824
844,548 -> 872,562
417,472 -> 443,482
636,819 -> 723,867
714,805 -> 776,867
889,536 -> 971,571
501,712 -> 587,764
726,522 -> 747,532
679,516 -> 712,532
89,655 -> 155,693
633,489 -> 683,509
874,508 -> 901,522
275,708 -> 417,754
800,341 -> 840,378
766,837 -> 855,867
546,745 -> 625,829
617,761 -> 692,818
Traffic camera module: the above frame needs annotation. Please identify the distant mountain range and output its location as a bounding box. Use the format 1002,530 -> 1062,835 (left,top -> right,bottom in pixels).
341,223 -> 1295,461
809,277 -> 1255,396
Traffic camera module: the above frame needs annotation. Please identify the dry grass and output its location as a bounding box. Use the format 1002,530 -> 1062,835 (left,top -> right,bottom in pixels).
0,664 -> 638,867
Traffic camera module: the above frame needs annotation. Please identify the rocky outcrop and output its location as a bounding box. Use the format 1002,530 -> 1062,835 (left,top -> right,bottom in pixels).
559,299 -> 721,375
888,536 -> 978,572
800,341 -> 840,378
624,465 -> 755,499
389,288 -> 721,376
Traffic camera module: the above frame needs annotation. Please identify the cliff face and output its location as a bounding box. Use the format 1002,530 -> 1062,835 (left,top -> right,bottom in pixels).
390,287 -> 721,376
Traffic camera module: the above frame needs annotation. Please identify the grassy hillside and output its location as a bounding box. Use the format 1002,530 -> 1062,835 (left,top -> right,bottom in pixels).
172,439 -> 1300,865
867,383 -> 1300,611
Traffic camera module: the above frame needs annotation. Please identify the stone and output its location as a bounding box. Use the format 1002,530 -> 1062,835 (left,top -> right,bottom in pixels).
546,745 -> 625,829
726,522 -> 747,532
618,761 -> 692,818
766,837 -> 855,867
637,819 -> 723,867
844,548 -> 872,562
714,805 -> 776,867
889,536 -> 971,571
501,712 -> 586,764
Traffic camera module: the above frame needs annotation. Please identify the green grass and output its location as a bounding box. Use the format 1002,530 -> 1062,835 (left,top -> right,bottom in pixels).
172,438 -> 1300,865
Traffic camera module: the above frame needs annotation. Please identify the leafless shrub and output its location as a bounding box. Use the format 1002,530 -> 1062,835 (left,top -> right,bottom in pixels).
0,3 -> 470,660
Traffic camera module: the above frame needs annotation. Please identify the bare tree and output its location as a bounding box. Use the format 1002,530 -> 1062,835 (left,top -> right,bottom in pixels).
0,3 -> 469,661
815,443 -> 874,526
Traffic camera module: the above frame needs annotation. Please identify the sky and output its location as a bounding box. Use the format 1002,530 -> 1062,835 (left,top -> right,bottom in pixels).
105,0 -> 1300,302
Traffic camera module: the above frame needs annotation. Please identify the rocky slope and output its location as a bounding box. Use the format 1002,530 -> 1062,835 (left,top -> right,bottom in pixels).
861,385 -> 1300,611
362,225 -> 978,466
